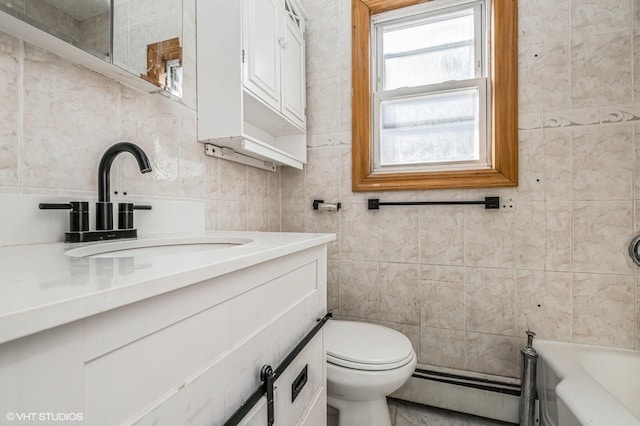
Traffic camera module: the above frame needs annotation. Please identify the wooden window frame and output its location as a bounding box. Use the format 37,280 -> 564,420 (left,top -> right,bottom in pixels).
352,0 -> 518,191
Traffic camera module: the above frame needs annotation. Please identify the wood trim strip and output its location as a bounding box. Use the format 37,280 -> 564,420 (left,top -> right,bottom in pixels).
351,0 -> 518,192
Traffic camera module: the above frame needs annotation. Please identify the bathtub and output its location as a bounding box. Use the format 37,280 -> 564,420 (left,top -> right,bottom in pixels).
535,340 -> 640,426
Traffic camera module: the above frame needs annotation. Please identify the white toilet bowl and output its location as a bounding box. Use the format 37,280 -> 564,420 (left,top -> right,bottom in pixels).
325,320 -> 417,426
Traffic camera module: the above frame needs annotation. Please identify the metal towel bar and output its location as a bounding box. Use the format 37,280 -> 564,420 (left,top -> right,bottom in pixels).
368,197 -> 500,210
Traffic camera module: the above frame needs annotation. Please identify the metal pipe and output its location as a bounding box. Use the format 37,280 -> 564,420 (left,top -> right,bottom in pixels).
520,330 -> 538,426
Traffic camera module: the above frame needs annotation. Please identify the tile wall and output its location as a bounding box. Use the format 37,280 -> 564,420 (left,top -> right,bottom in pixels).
0,0 -> 281,240
283,0 -> 640,378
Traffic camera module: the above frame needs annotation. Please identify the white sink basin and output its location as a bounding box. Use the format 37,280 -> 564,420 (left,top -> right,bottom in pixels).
65,236 -> 253,258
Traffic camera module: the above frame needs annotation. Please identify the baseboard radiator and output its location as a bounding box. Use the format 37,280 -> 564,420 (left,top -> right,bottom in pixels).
390,368 -> 521,424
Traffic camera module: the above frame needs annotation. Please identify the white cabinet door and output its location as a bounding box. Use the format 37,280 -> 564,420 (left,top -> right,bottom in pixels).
243,0 -> 282,110
281,0 -> 306,128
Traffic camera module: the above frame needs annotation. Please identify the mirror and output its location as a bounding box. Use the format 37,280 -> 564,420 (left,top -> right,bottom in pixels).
0,0 -> 182,97
113,0 -> 183,97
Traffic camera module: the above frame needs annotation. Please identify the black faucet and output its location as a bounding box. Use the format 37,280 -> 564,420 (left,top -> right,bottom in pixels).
96,142 -> 152,230
39,142 -> 153,243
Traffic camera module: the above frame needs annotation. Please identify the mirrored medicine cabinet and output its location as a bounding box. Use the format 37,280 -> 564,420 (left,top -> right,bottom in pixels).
0,0 -> 183,97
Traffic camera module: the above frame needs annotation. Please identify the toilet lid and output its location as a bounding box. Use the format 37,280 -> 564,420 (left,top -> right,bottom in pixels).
325,321 -> 415,370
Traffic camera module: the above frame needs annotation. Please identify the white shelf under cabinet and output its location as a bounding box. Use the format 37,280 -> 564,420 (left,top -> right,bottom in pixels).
196,0 -> 307,170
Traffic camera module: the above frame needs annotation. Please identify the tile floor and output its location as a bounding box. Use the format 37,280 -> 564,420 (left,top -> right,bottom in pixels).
388,399 -> 516,426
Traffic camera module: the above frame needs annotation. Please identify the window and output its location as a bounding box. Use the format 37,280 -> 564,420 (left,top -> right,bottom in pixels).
352,0 -> 518,191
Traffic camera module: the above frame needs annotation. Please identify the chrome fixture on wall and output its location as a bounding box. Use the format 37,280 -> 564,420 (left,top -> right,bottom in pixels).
519,330 -> 538,426
628,234 -> 640,266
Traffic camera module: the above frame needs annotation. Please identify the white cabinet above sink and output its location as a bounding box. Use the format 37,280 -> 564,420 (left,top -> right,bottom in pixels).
196,0 -> 307,170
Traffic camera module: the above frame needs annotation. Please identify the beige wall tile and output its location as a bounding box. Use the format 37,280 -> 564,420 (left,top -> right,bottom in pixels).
466,268 -> 516,336
179,114 -> 215,200
420,277 -> 465,331
517,130 -> 545,201
379,207 -> 419,264
420,206 -> 464,266
572,126 -> 633,201
204,200 -> 218,230
573,273 -> 635,348
571,0 -> 631,35
636,278 -> 639,350
340,260 -> 378,320
518,0 -> 569,47
516,270 -> 572,341
218,200 -> 247,231
339,146 -> 376,204
267,203 -> 281,232
572,201 -> 634,275
247,167 -> 269,203
305,208 -> 340,259
420,327 -> 465,370
516,202 -> 546,270
571,31 -> 632,107
340,203 -> 378,262
327,259 -> 340,316
466,333 -> 517,378
519,42 -> 570,114
305,146 -> 341,201
307,75 -> 341,135
117,89 -> 181,198
421,264 -> 465,282
218,160 -> 247,202
543,130 -> 572,201
378,263 -> 419,325
464,209 -> 516,269
545,202 -> 572,271
281,165 -> 305,204
634,125 -> 640,198
635,35 -> 640,101
281,203 -> 305,232
22,45 -> 121,192
517,202 -> 572,272
0,33 -> 20,188
246,205 -> 268,231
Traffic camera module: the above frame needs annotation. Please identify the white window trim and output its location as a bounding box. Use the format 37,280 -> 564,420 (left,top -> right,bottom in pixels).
370,0 -> 491,175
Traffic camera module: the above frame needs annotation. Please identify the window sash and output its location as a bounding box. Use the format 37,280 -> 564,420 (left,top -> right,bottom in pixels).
372,78 -> 489,173
373,0 -> 486,92
371,0 -> 488,174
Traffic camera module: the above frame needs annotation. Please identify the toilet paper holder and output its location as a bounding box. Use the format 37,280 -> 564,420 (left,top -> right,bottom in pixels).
313,200 -> 341,211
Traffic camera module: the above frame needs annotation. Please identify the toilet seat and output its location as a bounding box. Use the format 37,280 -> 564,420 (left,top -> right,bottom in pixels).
325,321 -> 415,371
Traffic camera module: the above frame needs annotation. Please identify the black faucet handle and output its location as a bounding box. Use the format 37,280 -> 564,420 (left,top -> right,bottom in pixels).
39,201 -> 89,232
39,203 -> 72,210
117,203 -> 152,230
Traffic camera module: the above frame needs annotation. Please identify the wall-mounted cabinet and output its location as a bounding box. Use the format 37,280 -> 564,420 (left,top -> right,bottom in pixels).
197,0 -> 307,170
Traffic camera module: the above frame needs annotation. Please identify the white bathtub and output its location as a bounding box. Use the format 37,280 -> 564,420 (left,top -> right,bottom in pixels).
535,340 -> 640,426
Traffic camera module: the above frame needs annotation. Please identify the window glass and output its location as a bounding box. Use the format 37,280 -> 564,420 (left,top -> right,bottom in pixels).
379,88 -> 480,166
373,2 -> 486,172
382,10 -> 476,90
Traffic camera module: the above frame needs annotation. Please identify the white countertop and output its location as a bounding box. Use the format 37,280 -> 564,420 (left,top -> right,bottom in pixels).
0,231 -> 335,345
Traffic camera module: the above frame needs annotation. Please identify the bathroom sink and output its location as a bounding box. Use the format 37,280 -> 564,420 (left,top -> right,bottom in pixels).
65,236 -> 253,258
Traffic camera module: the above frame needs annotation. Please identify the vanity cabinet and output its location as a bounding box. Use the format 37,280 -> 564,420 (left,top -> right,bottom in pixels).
197,0 -> 307,170
0,244 -> 328,425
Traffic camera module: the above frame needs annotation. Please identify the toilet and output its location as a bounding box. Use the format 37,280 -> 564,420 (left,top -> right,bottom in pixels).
325,320 -> 417,426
